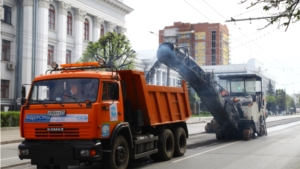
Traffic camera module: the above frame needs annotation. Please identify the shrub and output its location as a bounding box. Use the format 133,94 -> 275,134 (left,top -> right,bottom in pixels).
1,111 -> 20,127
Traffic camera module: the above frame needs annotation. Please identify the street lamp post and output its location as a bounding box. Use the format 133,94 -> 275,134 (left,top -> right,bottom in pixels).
198,100 -> 201,121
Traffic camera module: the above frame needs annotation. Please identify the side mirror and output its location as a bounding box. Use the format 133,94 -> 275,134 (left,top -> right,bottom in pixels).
21,86 -> 26,105
21,86 -> 26,98
111,83 -> 119,100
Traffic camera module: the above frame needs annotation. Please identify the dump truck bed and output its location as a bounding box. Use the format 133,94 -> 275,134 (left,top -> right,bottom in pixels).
118,70 -> 191,126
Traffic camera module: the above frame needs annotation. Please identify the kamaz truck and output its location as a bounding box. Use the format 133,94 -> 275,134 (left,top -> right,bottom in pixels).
18,61 -> 191,169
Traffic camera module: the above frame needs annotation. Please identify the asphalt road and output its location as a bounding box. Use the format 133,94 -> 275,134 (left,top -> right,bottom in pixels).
2,118 -> 300,169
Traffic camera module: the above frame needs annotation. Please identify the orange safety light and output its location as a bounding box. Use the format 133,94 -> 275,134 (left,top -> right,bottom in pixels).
60,62 -> 99,68
90,149 -> 96,156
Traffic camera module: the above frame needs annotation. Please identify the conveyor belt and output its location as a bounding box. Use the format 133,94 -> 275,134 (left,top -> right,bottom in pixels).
154,43 -> 240,131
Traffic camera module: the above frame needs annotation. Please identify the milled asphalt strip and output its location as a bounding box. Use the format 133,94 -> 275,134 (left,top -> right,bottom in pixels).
173,141 -> 241,163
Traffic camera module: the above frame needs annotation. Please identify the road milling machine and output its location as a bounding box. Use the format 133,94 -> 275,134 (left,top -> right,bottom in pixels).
146,42 -> 268,140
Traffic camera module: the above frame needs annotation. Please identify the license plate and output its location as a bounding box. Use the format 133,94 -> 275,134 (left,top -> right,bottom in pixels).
47,111 -> 66,116
47,128 -> 64,132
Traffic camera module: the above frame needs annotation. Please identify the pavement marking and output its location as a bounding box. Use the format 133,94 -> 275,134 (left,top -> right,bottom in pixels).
1,157 -> 19,161
173,141 -> 241,163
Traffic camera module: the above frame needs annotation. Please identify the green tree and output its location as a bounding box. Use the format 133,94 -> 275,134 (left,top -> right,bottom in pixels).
266,79 -> 275,95
80,32 -> 136,70
241,0 -> 300,31
275,89 -> 285,112
290,99 -> 296,113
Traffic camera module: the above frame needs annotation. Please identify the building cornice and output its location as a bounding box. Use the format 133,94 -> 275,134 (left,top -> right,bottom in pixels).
99,0 -> 133,14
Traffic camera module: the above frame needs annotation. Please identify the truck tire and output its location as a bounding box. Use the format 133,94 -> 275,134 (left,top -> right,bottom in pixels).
173,127 -> 187,157
157,129 -> 175,161
106,136 -> 129,169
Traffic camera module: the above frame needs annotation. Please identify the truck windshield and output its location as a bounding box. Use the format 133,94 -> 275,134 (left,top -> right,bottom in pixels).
28,78 -> 99,104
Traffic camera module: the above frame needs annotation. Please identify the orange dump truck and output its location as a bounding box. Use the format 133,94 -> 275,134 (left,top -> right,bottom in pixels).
18,61 -> 191,169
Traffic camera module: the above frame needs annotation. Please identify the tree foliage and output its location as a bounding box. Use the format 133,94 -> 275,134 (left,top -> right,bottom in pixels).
80,32 -> 136,70
266,79 -> 275,95
241,0 -> 300,31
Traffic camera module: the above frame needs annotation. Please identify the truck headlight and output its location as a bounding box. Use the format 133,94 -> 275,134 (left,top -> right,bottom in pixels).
80,150 -> 89,156
19,149 -> 29,156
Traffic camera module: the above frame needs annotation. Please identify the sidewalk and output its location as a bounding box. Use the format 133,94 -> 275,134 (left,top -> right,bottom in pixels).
1,114 -> 300,145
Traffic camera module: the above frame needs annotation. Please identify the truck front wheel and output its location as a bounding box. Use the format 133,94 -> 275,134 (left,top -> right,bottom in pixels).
107,136 -> 129,169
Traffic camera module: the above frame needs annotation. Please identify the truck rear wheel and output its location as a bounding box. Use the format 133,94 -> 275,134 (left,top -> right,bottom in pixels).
106,135 -> 129,169
173,127 -> 187,157
158,129 -> 175,161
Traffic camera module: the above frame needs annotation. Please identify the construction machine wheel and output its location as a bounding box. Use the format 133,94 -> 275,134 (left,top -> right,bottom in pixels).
243,128 -> 254,140
173,127 -> 187,157
157,129 -> 175,161
258,117 -> 267,137
216,128 -> 225,140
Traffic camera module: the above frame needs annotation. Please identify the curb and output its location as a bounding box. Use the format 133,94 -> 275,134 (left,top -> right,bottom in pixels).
1,127 -> 19,131
1,161 -> 31,169
1,139 -> 24,145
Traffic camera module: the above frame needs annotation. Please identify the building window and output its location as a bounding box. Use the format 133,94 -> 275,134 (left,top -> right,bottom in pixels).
2,40 -> 11,61
101,24 -> 104,36
66,50 -> 71,63
3,5 -> 12,24
67,12 -> 72,35
212,48 -> 216,65
48,5 -> 55,30
212,31 -> 216,41
48,45 -> 54,65
1,80 -> 9,98
84,19 -> 89,40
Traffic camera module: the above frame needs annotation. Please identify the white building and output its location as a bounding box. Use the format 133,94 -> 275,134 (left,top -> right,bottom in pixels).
135,50 -> 276,96
0,0 -> 133,110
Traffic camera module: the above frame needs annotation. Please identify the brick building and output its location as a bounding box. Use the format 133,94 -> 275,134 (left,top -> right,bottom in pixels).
159,22 -> 229,66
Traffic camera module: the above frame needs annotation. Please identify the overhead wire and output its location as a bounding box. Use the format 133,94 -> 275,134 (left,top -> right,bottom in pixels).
188,0 -> 300,84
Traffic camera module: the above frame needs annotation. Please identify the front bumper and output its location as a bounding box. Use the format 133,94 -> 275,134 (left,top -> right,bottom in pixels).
18,140 -> 102,166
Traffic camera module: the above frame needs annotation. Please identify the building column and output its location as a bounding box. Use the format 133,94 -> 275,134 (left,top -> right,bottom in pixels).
120,26 -> 127,34
107,21 -> 116,33
22,0 -> 33,85
0,0 -> 3,60
93,16 -> 103,42
74,8 -> 86,62
56,1 -> 70,65
35,0 -> 51,77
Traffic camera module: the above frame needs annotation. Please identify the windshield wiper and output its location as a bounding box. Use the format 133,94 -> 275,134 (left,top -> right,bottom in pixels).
46,99 -> 64,107
37,101 -> 47,107
63,94 -> 82,107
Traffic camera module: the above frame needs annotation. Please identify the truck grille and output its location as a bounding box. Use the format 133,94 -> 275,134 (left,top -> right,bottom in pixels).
35,128 -> 80,138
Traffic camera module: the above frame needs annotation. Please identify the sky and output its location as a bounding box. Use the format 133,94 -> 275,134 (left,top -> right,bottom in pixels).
123,0 -> 300,95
